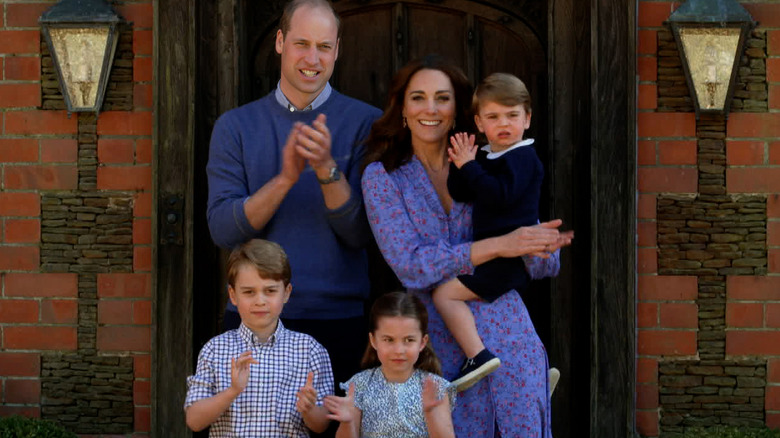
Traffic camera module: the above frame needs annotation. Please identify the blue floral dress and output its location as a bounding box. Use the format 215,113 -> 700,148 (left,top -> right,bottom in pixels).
361,157 -> 558,438
340,368 -> 456,437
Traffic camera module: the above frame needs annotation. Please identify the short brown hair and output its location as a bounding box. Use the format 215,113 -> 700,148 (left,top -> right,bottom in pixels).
226,240 -> 291,287
279,0 -> 341,37
472,72 -> 532,115
361,291 -> 442,375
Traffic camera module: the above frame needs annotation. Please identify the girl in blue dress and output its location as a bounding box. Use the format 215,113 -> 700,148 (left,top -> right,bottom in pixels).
324,292 -> 456,438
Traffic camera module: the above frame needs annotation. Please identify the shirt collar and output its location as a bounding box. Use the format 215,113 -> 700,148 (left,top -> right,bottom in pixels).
481,138 -> 535,159
274,82 -> 332,112
237,320 -> 287,347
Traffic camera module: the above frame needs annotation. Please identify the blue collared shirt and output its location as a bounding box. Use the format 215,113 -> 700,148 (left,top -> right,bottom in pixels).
185,321 -> 334,437
274,82 -> 332,112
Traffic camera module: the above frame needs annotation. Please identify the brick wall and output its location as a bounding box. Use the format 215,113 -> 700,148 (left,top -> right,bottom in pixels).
638,1 -> 780,436
0,1 -> 153,436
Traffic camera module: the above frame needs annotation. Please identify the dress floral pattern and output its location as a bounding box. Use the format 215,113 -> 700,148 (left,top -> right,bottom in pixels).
362,157 -> 557,438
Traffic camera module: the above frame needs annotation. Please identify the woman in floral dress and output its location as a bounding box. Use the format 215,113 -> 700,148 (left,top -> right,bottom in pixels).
360,56 -> 571,438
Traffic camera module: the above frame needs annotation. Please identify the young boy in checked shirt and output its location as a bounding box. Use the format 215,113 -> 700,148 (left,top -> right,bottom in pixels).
185,239 -> 333,436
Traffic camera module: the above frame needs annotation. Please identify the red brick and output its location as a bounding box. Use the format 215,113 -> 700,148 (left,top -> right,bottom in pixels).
658,140 -> 696,165
0,83 -> 41,108
638,168 -> 697,193
97,111 -> 152,135
0,192 -> 39,216
0,246 -> 39,271
134,380 -> 151,405
134,246 -> 152,272
770,31 -> 780,56
133,57 -> 153,82
726,331 -> 780,355
117,3 -> 154,28
4,326 -> 77,350
637,221 -> 656,247
98,300 -> 134,325
745,4 -> 780,28
97,166 -> 152,191
727,112 -> 780,138
638,194 -> 656,220
770,222 -> 780,247
637,383 -> 659,409
767,303 -> 780,329
728,277 -> 780,301
637,358 -> 658,384
133,30 -> 153,55
4,379 -> 40,404
4,56 -> 40,81
772,249 -> 780,274
0,406 -> 40,418
771,142 -> 780,166
768,412 -> 780,430
727,168 -> 780,193
638,302 -> 658,328
639,84 -> 657,109
0,138 -> 38,162
98,273 -> 151,298
638,56 -> 657,82
638,248 -> 657,274
727,140 -> 765,165
136,138 -> 152,163
0,299 -> 39,323
770,85 -> 780,111
726,302 -> 763,328
4,165 -> 78,190
133,218 -> 152,245
133,300 -> 152,325
134,354 -> 151,378
0,31 -> 40,54
638,330 -> 697,356
135,406 -> 151,432
770,358 -> 780,383
638,112 -> 696,138
6,3 -> 50,27
639,1 -> 674,27
767,386 -> 780,411
41,139 -> 78,163
41,299 -> 78,324
134,83 -> 152,109
134,192 -> 152,217
97,326 -> 151,352
660,303 -> 698,329
4,273 -> 78,298
5,111 -> 78,135
638,30 -> 657,55
98,138 -> 135,164
0,353 -> 40,377
638,140 -> 656,165
637,409 -> 659,437
4,219 -> 40,243
770,194 -> 780,218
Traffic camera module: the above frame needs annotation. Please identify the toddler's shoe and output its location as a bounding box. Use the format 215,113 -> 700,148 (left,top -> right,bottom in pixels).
452,349 -> 501,392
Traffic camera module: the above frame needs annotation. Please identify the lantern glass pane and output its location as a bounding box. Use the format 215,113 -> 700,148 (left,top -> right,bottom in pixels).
678,27 -> 740,111
49,27 -> 110,110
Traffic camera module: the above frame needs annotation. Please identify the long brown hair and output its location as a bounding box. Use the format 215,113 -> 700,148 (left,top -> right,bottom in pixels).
360,292 -> 442,375
362,55 -> 475,172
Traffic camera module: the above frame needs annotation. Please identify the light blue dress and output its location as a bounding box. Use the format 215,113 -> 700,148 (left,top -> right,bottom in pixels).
340,368 -> 456,438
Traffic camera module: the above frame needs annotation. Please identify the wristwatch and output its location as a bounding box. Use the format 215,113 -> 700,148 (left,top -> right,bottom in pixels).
317,166 -> 341,184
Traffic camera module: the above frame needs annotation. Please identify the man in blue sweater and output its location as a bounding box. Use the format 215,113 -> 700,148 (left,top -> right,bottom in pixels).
205,0 -> 381,415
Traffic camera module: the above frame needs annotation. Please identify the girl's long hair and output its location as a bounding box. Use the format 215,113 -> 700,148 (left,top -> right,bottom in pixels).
360,291 -> 442,375
362,55 -> 475,173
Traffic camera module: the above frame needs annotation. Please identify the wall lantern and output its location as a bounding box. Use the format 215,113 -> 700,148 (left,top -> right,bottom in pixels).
39,0 -> 122,113
667,0 -> 756,118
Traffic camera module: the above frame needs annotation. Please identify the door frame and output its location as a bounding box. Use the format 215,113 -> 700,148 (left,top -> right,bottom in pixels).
154,0 -> 636,436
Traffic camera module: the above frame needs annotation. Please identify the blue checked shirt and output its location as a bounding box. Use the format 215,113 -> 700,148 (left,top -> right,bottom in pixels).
185,321 -> 334,437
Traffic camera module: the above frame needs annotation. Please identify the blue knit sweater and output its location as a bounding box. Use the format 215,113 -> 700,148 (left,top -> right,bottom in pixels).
206,90 -> 382,319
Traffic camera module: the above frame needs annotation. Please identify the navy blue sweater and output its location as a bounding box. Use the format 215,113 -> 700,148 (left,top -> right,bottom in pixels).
206,90 -> 381,319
